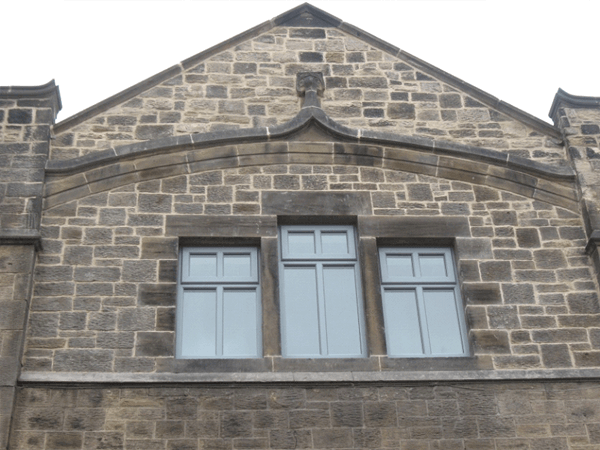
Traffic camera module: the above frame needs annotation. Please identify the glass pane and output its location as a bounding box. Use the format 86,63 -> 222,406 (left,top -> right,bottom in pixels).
181,289 -> 217,357
323,266 -> 363,356
288,232 -> 316,256
223,289 -> 259,357
423,289 -> 464,355
321,232 -> 349,255
223,253 -> 252,278
386,254 -> 414,278
282,266 -> 321,356
189,253 -> 217,279
418,254 -> 447,278
382,289 -> 423,356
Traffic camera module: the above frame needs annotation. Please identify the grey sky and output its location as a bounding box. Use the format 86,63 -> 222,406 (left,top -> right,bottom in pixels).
4,0 -> 598,123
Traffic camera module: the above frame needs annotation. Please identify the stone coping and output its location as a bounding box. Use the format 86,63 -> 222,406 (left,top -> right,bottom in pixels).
46,105 -> 575,182
0,229 -> 42,250
550,88 -> 600,124
19,368 -> 600,385
0,79 -> 62,116
51,3 -> 560,140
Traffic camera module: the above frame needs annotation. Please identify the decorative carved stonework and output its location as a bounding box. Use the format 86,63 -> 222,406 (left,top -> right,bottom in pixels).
296,72 -> 325,108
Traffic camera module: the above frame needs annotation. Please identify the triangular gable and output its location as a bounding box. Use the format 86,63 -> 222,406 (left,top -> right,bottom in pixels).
51,3 -> 562,163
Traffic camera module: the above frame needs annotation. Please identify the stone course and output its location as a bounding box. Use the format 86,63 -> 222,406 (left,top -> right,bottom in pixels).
11,382 -> 600,449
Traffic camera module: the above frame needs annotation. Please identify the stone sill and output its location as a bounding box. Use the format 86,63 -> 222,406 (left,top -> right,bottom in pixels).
19,368 -> 600,385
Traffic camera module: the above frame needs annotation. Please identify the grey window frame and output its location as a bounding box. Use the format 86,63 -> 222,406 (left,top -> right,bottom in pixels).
176,246 -> 262,359
279,225 -> 368,358
378,247 -> 469,357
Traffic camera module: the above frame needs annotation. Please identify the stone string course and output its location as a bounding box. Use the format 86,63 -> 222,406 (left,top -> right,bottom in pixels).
50,27 -> 564,164
25,165 -> 599,373
11,382 -> 600,449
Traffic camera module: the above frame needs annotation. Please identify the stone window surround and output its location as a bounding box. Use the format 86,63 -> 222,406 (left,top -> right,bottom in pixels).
163,191 -> 487,374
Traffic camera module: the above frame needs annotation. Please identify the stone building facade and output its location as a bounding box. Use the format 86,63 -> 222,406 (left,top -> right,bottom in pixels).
2,4 -> 600,449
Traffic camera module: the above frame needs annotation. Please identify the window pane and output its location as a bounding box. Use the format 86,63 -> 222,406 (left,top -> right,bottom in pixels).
288,232 -> 316,256
323,266 -> 364,356
223,253 -> 252,278
181,289 -> 217,357
282,266 -> 321,356
382,288 -> 424,356
223,289 -> 259,357
189,253 -> 217,279
418,254 -> 447,278
386,254 -> 414,278
321,232 -> 349,255
422,288 -> 464,355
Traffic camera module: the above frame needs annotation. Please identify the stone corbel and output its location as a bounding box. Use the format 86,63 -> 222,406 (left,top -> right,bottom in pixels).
296,72 -> 325,108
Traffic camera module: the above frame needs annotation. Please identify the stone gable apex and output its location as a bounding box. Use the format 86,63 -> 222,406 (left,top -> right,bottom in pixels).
53,3 -> 558,139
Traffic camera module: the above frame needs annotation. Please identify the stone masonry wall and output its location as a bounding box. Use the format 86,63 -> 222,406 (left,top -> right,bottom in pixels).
0,84 -> 60,450
24,164 -> 599,373
11,382 -> 600,449
50,27 -> 565,164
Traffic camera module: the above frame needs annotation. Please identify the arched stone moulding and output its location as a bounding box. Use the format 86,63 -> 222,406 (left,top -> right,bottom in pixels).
44,106 -> 578,211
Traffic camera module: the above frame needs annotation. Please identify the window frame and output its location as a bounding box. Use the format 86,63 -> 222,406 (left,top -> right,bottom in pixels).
176,246 -> 262,359
278,225 -> 368,358
378,247 -> 470,358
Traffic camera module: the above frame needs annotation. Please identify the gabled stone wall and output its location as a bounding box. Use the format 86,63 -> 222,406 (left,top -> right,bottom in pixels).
50,26 -> 564,165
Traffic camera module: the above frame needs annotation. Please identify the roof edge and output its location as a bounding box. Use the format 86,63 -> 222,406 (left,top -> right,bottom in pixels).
0,80 -> 62,117
335,20 -> 561,140
549,88 -> 600,125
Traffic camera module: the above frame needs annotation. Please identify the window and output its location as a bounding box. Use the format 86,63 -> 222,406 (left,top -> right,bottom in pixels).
176,247 -> 261,358
379,247 -> 469,357
279,225 -> 367,358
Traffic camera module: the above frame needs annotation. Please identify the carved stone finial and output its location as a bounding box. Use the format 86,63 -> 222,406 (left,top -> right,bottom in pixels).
296,72 -> 325,108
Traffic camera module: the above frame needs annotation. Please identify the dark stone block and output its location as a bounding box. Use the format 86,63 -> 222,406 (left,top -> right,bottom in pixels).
541,344 -> 572,368
359,216 -> 469,238
331,402 -> 364,427
488,305 -> 520,329
388,102 -> 415,119
471,330 -> 510,354
45,432 -> 83,449
516,228 -> 541,248
534,249 -> 568,269
502,283 -> 535,304
393,62 -> 412,71
349,77 -> 388,89
135,332 -> 174,357
54,350 -> 113,371
8,109 -> 32,124
221,411 -> 252,438
480,261 -> 512,282
206,85 -> 227,98
141,237 -> 178,259
134,125 -> 173,140
299,52 -> 323,62
463,283 -> 501,304
491,210 -> 517,226
159,260 -> 177,282
139,283 -> 176,306
235,62 -> 257,74
581,124 -> 600,135
346,52 -> 365,63
567,292 -> 600,314
455,238 -> 493,259
269,429 -> 312,449
411,93 -> 437,102
364,108 -> 384,118
289,28 -> 326,39
440,93 -> 462,108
